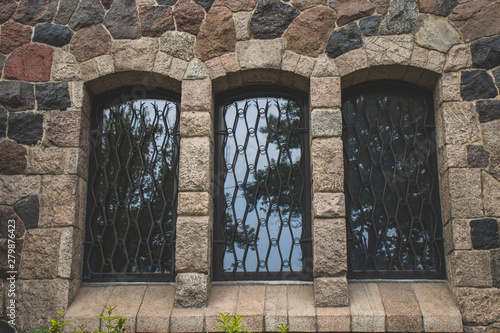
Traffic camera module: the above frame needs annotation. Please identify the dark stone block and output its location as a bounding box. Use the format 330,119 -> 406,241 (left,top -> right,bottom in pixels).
12,0 -> 58,25
359,15 -> 381,36
69,0 -> 105,31
0,140 -> 27,175
0,206 -> 25,238
157,0 -> 178,4
0,54 -> 5,73
104,0 -> 141,39
418,0 -> 458,16
250,0 -> 300,39
379,0 -> 418,35
8,113 -> 43,145
36,83 -> 72,111
193,0 -> 214,11
0,82 -> 35,112
101,0 -> 115,9
33,23 -> 74,47
467,145 -> 490,168
14,196 -> 39,229
0,107 -> 6,138
0,321 -> 16,333
476,100 -> 500,123
461,70 -> 498,101
0,0 -> 18,25
471,36 -> 500,70
54,0 -> 79,25
326,22 -> 363,59
492,249 -> 500,288
139,5 -> 176,37
471,218 -> 500,250
494,67 -> 500,91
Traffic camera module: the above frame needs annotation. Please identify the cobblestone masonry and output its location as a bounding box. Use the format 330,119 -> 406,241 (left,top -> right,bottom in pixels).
0,0 -> 499,331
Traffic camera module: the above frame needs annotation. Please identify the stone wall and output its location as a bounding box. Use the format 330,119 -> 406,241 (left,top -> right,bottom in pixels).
0,0 -> 499,331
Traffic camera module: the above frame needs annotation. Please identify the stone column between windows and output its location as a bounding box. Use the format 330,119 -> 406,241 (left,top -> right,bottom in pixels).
309,76 -> 349,307
175,75 -> 214,308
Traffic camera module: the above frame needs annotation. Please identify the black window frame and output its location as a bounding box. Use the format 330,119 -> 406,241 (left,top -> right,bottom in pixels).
342,80 -> 446,280
83,86 -> 180,282
213,86 -> 313,281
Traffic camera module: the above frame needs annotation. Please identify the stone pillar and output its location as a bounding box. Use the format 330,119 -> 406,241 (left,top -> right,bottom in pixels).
309,76 -> 349,307
175,70 -> 214,307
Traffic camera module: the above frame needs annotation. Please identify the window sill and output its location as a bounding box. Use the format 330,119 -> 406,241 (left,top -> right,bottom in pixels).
64,281 -> 462,332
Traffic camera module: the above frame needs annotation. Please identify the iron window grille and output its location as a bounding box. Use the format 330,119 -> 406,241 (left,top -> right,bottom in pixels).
342,81 -> 446,279
213,87 -> 313,281
83,87 -> 180,282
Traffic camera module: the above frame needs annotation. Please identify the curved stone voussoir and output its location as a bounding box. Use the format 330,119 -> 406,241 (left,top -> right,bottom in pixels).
111,38 -> 159,72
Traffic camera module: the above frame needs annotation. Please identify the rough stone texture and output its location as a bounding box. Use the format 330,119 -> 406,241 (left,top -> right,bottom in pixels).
378,283 -> 423,332
175,273 -> 209,307
51,51 -> 81,81
44,111 -> 86,148
445,43 -> 472,72
4,44 -> 53,82
448,168 -> 482,218
311,109 -> 342,138
177,192 -> 211,216
70,25 -> 111,62
250,0 -> 300,39
13,196 -> 39,229
214,0 -> 258,11
19,228 -> 61,279
494,67 -> 500,91
447,219 -> 472,251
442,102 -> 480,145
364,34 -> 413,65
157,0 -> 177,4
12,0 -> 58,25
379,0 -> 418,35
493,249 -> 500,288
0,21 -> 32,54
316,307 -> 351,333
232,12 -> 251,42
8,113 -> 43,145
419,0 -> 458,16
310,77 -> 341,108
68,0 -> 105,31
111,38 -> 158,72
0,0 -> 17,24
450,1 -> 500,41
137,285 -> 176,332
0,82 -> 35,112
195,6 -> 235,62
26,147 -> 65,175
454,250 -> 493,287
139,5 -> 175,37
0,107 -> 6,137
330,0 -> 374,27
104,0 -> 141,39
181,78 -> 212,112
0,140 -> 27,175
39,175 -> 80,228
236,39 -> 283,70
174,0 -> 205,36
169,57 -> 189,81
312,53 -> 339,77
0,205 -> 24,238
184,59 -> 208,79
470,218 -> 500,250
313,193 -> 345,218
33,24 -> 73,47
180,112 -> 213,137
284,6 -> 336,58
461,70 -> 498,100
359,15 -> 381,36
481,119 -> 500,156
414,14 -> 462,52
311,138 -> 343,193
161,31 -> 196,61
314,218 -> 346,277
0,175 -> 40,205
288,285 -> 316,331
489,155 -> 500,182
457,287 -> 500,325
471,36 -> 500,70
262,285 -> 287,332
326,22 -> 363,59
179,137 -> 212,191
483,172 -> 500,217
35,83 -> 71,111
314,277 -> 349,307
236,286 -> 266,332
193,0 -> 214,11
467,145 -> 490,168
54,0 -> 79,24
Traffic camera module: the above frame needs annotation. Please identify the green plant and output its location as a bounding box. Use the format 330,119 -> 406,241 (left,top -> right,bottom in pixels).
98,305 -> 127,333
275,322 -> 290,333
31,327 -> 50,333
216,312 -> 247,333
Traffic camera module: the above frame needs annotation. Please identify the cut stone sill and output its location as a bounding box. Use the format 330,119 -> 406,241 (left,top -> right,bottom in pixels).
64,281 -> 462,332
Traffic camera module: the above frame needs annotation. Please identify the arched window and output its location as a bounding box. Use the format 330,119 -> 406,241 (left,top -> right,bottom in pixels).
342,81 -> 445,279
213,87 -> 312,281
83,87 -> 180,282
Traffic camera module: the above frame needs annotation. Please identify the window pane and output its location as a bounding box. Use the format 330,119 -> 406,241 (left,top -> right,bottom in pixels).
214,93 -> 312,280
343,83 -> 445,279
84,93 -> 179,281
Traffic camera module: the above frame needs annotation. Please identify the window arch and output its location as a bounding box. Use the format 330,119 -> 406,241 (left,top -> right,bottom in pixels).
83,87 -> 180,282
342,81 -> 445,279
213,87 -> 313,281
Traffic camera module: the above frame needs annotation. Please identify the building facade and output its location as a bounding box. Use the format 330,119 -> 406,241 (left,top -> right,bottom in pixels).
0,0 -> 499,331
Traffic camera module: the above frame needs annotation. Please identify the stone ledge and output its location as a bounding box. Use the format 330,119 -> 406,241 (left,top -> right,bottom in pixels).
64,281 -> 462,332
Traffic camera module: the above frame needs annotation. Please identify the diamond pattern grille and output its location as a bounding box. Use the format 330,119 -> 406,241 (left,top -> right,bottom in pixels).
342,83 -> 445,279
214,92 -> 312,280
84,93 -> 179,281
